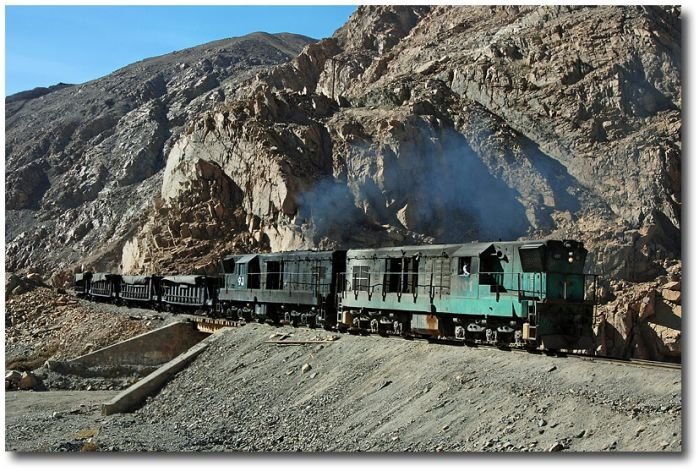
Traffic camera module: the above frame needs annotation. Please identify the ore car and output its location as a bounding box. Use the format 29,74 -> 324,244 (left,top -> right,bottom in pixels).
159,275 -> 218,312
88,273 -> 121,301
217,250 -> 346,326
118,275 -> 161,307
74,272 -> 93,298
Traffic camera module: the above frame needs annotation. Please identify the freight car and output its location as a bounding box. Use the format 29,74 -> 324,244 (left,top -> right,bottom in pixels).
159,275 -> 218,312
118,275 -> 161,307
88,273 -> 121,301
74,272 -> 92,298
74,273 -> 218,313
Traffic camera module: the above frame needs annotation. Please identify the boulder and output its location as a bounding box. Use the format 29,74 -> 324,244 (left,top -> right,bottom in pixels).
548,442 -> 565,452
662,281 -> 680,291
26,273 -> 43,285
662,289 -> 681,304
18,371 -> 41,390
12,285 -> 27,296
638,293 -> 656,321
5,370 -> 22,388
6,273 -> 22,293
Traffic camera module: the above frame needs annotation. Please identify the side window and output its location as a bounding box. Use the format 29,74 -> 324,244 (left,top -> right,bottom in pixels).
352,265 -> 370,292
458,257 -> 472,276
266,261 -> 284,290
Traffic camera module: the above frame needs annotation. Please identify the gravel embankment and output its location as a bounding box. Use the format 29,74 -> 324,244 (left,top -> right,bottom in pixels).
6,323 -> 681,452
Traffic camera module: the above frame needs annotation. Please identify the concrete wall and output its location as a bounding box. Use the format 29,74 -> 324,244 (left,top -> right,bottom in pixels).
49,322 -> 209,373
101,341 -> 208,415
101,326 -> 233,415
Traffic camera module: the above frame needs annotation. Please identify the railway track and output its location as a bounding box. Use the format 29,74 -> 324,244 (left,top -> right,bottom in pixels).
421,336 -> 682,370
572,354 -> 682,371
187,315 -> 682,370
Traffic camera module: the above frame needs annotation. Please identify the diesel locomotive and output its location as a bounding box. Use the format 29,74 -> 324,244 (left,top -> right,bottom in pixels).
74,239 -> 598,350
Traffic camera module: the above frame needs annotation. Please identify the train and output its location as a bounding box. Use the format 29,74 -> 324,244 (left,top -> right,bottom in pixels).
73,239 -> 598,350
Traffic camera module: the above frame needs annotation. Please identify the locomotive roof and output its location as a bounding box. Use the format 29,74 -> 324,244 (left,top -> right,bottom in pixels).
261,250 -> 340,260
233,254 -> 257,264
220,240 -> 583,264
347,242 -> 496,258
224,250 -> 341,262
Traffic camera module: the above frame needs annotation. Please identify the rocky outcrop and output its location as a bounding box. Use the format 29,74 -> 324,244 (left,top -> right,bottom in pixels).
5,272 -> 46,297
121,159 -> 259,275
595,262 -> 681,361
5,32 -> 315,275
142,6 -> 679,260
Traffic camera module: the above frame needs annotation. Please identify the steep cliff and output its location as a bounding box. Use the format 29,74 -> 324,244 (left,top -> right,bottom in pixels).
133,6 -> 680,272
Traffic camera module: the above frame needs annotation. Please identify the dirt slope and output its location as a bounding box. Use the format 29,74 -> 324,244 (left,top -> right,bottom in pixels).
5,323 -> 681,452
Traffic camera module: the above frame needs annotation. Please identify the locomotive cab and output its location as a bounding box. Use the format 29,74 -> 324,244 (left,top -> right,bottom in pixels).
223,254 -> 260,290
518,240 -> 597,350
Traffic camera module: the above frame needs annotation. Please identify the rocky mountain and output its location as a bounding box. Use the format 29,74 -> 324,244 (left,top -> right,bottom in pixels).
127,5 -> 680,274
5,32 -> 315,273
5,6 -> 681,360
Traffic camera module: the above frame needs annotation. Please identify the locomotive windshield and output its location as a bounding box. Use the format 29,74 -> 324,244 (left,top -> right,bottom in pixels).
519,243 -> 546,272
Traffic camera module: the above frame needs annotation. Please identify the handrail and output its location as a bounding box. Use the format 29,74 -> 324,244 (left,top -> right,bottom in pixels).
335,270 -> 598,303
223,268 -> 598,305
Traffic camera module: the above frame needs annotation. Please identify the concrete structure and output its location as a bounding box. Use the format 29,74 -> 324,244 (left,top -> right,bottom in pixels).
101,327 -> 232,415
46,322 -> 209,375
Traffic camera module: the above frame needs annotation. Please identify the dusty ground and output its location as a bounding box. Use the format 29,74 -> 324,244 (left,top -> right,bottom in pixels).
5,322 -> 682,453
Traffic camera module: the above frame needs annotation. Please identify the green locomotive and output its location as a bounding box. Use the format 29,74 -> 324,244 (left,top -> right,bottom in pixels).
340,240 -> 597,350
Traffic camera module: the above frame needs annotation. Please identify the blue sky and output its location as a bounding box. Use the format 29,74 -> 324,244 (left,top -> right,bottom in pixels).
4,5 -> 357,96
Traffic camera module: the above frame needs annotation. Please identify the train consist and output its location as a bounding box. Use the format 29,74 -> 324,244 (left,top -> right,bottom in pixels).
74,239 -> 598,350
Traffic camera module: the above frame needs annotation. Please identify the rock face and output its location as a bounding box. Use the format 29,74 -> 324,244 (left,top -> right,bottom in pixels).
6,6 -> 682,360
5,32 -> 315,275
146,6 -> 679,263
595,262 -> 681,361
